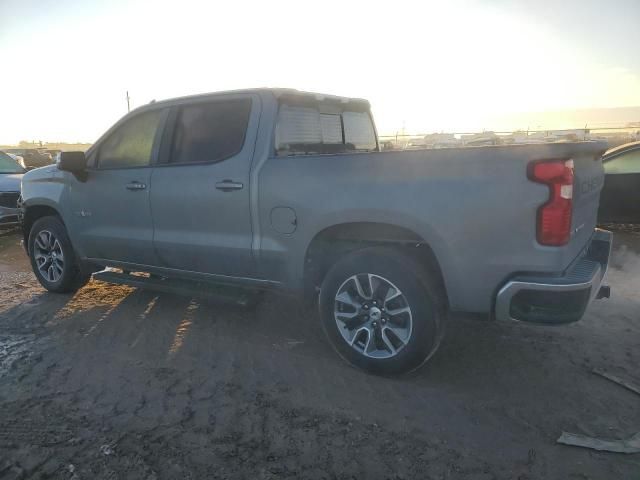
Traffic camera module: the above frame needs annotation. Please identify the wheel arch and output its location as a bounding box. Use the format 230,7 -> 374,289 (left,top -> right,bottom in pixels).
303,221 -> 448,306
22,204 -> 64,254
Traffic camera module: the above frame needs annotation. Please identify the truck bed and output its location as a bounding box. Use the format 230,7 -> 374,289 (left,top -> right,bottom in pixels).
257,141 -> 608,312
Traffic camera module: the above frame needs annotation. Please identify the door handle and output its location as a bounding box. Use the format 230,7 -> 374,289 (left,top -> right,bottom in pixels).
126,181 -> 147,191
215,180 -> 243,192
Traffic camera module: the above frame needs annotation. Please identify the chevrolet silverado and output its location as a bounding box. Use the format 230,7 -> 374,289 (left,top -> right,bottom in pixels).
19,88 -> 612,374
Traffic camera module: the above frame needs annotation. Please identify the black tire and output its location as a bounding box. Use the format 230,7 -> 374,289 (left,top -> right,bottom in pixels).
319,247 -> 447,375
28,216 -> 90,293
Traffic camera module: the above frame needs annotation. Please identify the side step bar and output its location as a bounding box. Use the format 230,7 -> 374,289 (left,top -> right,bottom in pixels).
92,270 -> 258,307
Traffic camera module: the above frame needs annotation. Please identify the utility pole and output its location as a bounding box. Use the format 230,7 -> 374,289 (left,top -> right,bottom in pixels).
126,91 -> 130,113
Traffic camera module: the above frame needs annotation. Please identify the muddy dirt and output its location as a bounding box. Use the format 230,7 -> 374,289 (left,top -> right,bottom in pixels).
0,230 -> 639,479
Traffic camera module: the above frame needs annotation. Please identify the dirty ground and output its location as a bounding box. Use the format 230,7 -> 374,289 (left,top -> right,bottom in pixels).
0,229 -> 639,479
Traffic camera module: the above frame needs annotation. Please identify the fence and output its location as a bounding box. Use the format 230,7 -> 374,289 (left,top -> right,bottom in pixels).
378,126 -> 640,149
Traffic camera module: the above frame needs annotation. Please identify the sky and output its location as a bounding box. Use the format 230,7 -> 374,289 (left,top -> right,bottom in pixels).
1,0 -> 639,144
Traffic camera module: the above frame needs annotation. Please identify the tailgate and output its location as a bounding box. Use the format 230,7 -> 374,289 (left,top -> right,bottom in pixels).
566,145 -> 606,264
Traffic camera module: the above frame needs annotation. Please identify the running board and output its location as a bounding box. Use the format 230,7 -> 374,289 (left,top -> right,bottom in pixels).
92,270 -> 257,307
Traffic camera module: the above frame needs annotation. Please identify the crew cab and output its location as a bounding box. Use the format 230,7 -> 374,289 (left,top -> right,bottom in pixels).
19,88 -> 612,374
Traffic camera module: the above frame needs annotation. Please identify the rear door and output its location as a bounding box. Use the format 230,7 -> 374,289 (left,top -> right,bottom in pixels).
598,147 -> 640,223
149,94 -> 260,277
69,108 -> 167,265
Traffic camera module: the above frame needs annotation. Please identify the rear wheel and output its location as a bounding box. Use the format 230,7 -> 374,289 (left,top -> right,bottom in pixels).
28,216 -> 90,293
319,247 -> 446,375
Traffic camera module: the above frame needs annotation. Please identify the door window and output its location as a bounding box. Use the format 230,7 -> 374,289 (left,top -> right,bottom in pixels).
98,109 -> 164,169
604,149 -> 640,174
169,99 -> 252,164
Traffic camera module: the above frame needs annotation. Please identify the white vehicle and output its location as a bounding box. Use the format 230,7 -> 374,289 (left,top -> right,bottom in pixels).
403,138 -> 429,150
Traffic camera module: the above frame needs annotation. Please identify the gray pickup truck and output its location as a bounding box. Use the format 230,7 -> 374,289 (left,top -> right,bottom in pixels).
19,88 -> 612,374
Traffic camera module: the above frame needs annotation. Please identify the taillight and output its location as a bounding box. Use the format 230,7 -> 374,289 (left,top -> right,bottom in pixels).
529,159 -> 574,246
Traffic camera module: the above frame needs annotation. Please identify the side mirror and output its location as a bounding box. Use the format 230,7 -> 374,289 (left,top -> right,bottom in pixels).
58,151 -> 88,180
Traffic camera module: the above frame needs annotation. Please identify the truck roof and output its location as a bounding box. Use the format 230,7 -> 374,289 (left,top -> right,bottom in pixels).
146,88 -> 370,110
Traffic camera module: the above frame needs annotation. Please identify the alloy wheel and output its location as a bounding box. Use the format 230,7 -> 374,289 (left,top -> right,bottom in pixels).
33,230 -> 65,283
334,273 -> 413,359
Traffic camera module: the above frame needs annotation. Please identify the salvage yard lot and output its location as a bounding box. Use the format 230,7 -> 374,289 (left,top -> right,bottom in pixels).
0,230 -> 639,479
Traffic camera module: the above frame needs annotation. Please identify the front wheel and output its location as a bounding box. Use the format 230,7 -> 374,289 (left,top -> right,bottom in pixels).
28,216 -> 90,293
319,247 -> 447,375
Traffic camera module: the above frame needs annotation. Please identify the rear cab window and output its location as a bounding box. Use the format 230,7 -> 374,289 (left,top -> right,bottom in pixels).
275,97 -> 377,156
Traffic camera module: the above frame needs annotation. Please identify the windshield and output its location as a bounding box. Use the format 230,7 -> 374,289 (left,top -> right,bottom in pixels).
0,151 -> 26,173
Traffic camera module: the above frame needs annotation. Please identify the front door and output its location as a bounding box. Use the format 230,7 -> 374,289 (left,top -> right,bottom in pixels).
68,108 -> 167,265
150,94 -> 260,277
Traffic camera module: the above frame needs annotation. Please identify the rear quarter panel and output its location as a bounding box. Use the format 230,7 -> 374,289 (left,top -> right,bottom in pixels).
257,141 -> 606,313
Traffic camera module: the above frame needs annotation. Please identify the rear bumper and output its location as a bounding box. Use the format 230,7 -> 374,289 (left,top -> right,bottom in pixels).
495,229 -> 612,324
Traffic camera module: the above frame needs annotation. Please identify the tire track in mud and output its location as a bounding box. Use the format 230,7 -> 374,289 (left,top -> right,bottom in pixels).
1,236 -> 640,478
0,319 -> 501,479
49,377 -> 500,480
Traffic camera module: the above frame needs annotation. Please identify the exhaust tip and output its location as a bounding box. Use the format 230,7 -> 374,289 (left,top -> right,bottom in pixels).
596,285 -> 611,300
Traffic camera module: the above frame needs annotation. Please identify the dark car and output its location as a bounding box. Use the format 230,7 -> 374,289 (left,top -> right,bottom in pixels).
0,151 -> 25,227
597,141 -> 640,224
5,148 -> 53,169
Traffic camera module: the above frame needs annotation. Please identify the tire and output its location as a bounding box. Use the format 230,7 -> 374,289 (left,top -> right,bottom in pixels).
319,247 -> 447,375
28,216 -> 90,293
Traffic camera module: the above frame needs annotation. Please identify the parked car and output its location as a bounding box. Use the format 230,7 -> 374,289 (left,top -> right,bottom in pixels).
403,138 -> 428,150
5,148 -> 53,169
19,88 -> 612,375
5,152 -> 26,169
0,151 -> 25,227
379,140 -> 395,151
598,141 -> 640,224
